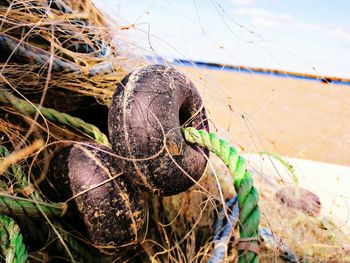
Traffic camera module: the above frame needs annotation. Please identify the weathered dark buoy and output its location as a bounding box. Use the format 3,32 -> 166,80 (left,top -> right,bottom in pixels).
45,143 -> 147,253
108,64 -> 209,196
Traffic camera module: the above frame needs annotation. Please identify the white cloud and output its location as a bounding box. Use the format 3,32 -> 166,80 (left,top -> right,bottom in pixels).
332,27 -> 350,40
233,7 -> 350,42
230,0 -> 256,5
233,8 -> 294,29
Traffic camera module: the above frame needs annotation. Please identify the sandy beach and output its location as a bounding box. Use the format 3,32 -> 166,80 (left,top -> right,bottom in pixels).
179,66 -> 350,167
179,66 -> 350,235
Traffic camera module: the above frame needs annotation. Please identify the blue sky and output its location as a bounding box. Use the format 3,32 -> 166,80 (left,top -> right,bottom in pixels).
95,0 -> 350,78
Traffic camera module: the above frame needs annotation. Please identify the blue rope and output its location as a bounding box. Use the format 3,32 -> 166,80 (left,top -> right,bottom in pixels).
209,196 -> 239,263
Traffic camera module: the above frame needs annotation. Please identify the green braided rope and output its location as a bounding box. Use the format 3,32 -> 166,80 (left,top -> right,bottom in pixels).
0,215 -> 28,263
0,91 -> 110,146
0,147 -> 10,191
0,145 -> 67,218
0,145 -> 34,194
0,147 -> 10,158
183,127 -> 260,263
0,194 -> 67,217
0,145 -> 48,204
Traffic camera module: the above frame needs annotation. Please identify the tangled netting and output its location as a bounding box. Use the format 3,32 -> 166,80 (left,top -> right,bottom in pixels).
0,0 -> 142,110
1,1 -> 252,261
0,115 -> 262,262
2,1 -> 349,263
0,1 -> 146,261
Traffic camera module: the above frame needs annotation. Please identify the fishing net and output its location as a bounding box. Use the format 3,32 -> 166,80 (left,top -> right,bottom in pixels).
0,0 -> 349,262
